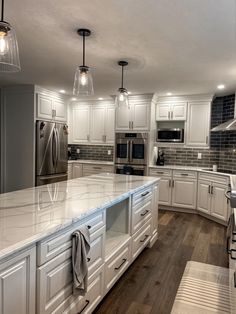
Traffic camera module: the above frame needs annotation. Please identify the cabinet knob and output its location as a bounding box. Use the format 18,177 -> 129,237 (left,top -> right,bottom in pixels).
87,225 -> 91,229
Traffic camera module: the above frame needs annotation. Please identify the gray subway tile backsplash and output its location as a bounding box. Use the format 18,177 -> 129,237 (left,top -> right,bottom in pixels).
68,144 -> 114,161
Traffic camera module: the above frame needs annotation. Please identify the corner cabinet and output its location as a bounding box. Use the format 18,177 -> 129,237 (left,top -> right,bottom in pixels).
36,93 -> 67,122
69,102 -> 115,145
115,102 -> 150,131
186,102 -> 211,147
0,247 -> 36,314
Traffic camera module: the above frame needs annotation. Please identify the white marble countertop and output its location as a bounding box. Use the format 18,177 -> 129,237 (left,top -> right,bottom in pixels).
68,160 -> 114,165
0,173 -> 159,261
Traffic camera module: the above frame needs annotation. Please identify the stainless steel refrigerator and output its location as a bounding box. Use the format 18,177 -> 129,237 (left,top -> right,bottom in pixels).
36,120 -> 68,186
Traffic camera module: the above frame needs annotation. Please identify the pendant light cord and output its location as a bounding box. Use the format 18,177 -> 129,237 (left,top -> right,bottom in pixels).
121,65 -> 124,89
82,33 -> 85,66
1,0 -> 4,21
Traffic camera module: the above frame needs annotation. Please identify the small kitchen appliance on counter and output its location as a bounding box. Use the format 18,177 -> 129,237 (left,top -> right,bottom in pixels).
156,149 -> 165,166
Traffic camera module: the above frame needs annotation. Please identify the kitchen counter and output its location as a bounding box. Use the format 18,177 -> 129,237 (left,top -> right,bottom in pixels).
68,159 -> 114,165
0,173 -> 159,261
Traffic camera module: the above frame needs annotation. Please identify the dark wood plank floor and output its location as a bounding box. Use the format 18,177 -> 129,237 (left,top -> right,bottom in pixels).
94,210 -> 228,314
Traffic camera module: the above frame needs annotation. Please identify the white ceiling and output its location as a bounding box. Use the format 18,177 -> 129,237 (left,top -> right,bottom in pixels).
0,0 -> 236,99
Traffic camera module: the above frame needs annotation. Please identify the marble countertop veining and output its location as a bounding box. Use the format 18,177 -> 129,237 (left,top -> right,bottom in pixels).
0,173 -> 159,261
68,160 -> 114,165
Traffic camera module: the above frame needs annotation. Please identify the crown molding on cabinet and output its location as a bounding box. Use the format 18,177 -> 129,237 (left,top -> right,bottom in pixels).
153,93 -> 214,104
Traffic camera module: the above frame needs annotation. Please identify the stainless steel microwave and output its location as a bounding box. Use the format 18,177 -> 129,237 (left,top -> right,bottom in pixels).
156,128 -> 184,143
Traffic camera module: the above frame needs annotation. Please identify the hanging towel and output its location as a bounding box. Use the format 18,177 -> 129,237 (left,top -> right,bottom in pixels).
72,225 -> 90,296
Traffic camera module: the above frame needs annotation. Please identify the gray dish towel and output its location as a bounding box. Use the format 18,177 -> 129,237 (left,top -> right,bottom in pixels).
72,225 -> 90,296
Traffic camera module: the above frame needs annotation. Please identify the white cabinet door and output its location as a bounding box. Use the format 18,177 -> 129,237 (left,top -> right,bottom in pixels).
186,102 -> 211,147
71,105 -> 90,144
53,99 -> 67,122
73,163 -> 83,178
197,180 -> 211,214
105,106 -> 115,144
90,105 -> 106,144
0,247 -> 36,314
172,179 -> 197,209
115,106 -> 131,130
211,183 -> 229,222
132,103 -> 150,130
67,164 -> 73,180
37,94 -> 53,120
171,103 -> 187,120
159,177 -> 172,206
156,103 -> 170,121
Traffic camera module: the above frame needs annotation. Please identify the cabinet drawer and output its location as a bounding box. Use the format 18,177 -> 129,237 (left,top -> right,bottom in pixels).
37,211 -> 105,265
132,198 -> 152,234
105,239 -> 131,292
37,227 -> 105,314
149,168 -> 172,177
132,219 -> 152,260
173,170 -> 197,179
83,164 -> 114,174
198,172 -> 229,185
132,186 -> 153,206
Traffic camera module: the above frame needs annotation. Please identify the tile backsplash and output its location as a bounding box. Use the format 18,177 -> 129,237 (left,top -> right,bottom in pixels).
159,94 -> 236,172
68,144 -> 114,161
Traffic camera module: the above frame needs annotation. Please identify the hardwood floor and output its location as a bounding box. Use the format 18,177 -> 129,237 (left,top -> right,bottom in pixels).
94,210 -> 228,314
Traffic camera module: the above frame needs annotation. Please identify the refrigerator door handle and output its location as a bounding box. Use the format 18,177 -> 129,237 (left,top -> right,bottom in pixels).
52,128 -> 56,167
55,128 -> 59,168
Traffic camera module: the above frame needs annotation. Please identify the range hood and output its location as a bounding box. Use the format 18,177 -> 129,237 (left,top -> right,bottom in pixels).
211,118 -> 236,132
211,93 -> 236,132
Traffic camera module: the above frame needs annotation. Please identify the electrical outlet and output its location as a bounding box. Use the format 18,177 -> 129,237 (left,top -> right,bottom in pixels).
76,148 -> 80,154
197,153 -> 202,159
107,150 -> 111,155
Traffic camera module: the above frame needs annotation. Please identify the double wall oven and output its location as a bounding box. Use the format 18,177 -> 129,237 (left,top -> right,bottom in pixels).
115,132 -> 148,176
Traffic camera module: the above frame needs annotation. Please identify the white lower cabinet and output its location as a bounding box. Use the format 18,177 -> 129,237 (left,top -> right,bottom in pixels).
197,179 -> 229,221
132,219 -> 152,260
82,164 -> 114,177
0,247 -> 36,314
68,164 -> 73,180
72,163 -> 83,178
172,178 -> 197,209
105,239 -> 131,292
158,177 -> 172,206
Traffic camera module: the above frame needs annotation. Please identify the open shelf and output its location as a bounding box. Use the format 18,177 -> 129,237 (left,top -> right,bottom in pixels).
105,231 -> 130,259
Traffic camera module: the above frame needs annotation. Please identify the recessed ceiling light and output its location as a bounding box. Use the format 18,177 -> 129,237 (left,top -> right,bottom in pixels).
59,89 -> 66,94
128,91 -> 131,95
98,97 -> 104,100
71,97 -> 77,101
166,92 -> 172,96
217,84 -> 225,90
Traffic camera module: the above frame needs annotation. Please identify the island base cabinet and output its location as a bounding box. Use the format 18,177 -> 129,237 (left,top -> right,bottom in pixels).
105,239 -> 131,293
0,246 -> 36,314
132,219 -> 152,261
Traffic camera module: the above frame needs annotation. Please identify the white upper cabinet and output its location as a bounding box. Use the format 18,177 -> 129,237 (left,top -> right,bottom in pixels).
156,102 -> 187,121
71,105 -> 90,144
69,102 -> 115,145
115,103 -> 150,131
115,106 -> 131,131
186,102 -> 211,147
90,105 -> 106,144
36,92 -> 67,122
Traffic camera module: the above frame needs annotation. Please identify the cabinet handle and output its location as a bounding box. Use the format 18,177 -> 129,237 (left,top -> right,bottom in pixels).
180,173 -> 188,176
172,180 -> 175,187
114,258 -> 127,270
140,234 -> 149,243
78,300 -> 90,314
87,134 -> 90,141
132,121 -> 134,129
171,111 -> 173,119
87,225 -> 91,229
140,210 -> 149,217
141,191 -> 150,197
104,135 -> 106,142
93,166 -> 102,170
156,171 -> 164,175
168,111 -> 170,119
169,179 -> 171,187
206,136 -> 209,144
208,185 -> 211,194
87,257 -> 91,262
129,121 -> 131,129
234,271 -> 236,288
211,186 -> 214,195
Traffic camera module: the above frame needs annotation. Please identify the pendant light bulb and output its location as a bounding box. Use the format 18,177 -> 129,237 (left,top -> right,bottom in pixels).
115,60 -> 129,108
0,0 -> 21,72
73,29 -> 94,96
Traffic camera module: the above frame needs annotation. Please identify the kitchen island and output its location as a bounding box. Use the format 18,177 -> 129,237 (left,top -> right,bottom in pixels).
0,173 -> 159,314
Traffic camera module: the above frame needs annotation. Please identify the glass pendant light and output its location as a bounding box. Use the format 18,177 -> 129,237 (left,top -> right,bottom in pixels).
115,61 -> 129,108
0,0 -> 20,72
73,28 -> 94,96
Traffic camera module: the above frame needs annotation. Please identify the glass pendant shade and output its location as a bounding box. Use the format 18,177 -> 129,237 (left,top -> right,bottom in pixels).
115,87 -> 129,108
0,21 -> 20,72
73,65 -> 94,96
